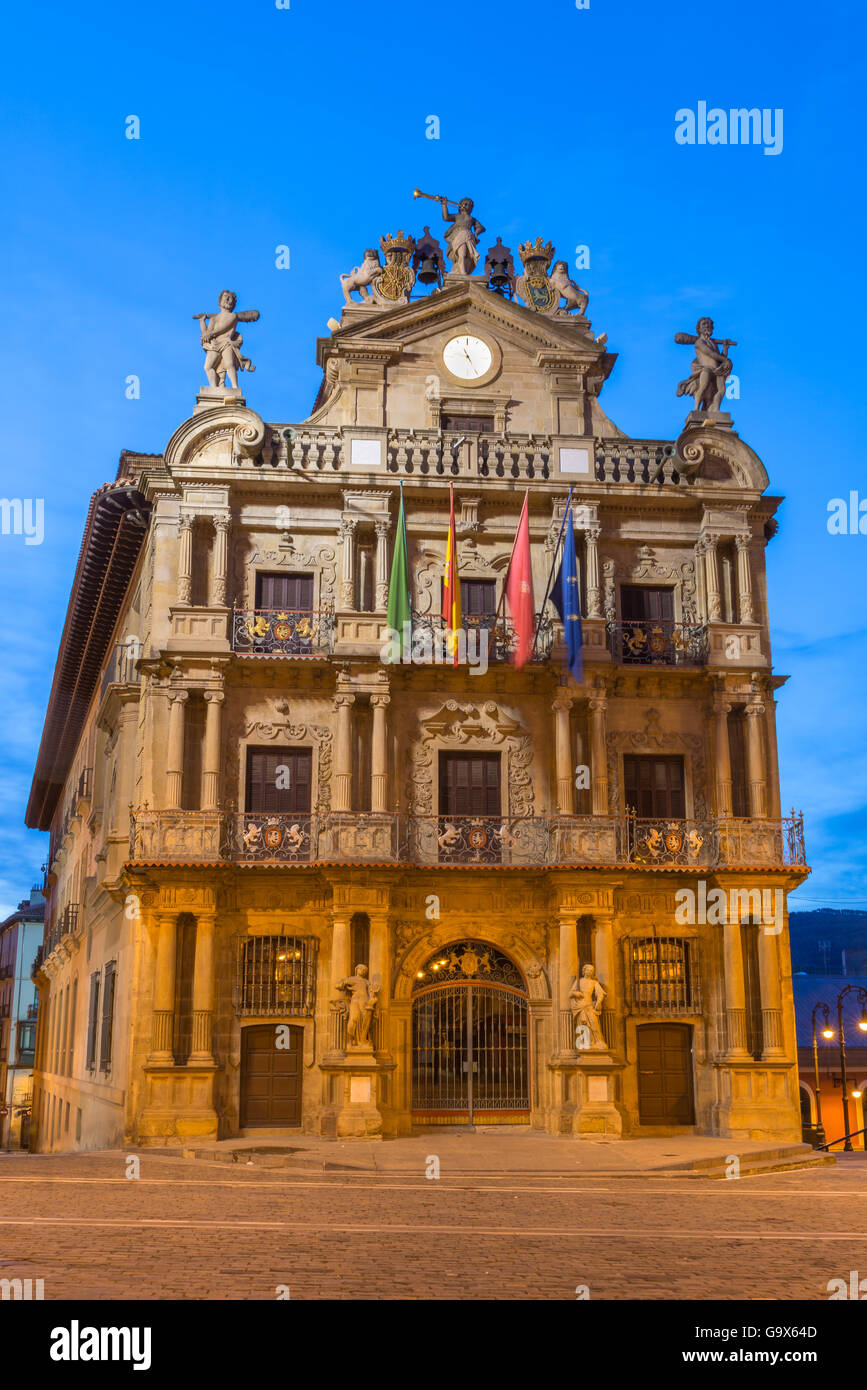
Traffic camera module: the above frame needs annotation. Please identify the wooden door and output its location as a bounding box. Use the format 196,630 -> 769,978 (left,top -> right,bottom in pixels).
620,585 -> 674,622
636,1023 -> 695,1125
240,1023 -> 302,1127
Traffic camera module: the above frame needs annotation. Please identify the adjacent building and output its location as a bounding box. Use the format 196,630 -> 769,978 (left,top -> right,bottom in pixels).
0,887 -> 44,1148
25,213 -> 809,1149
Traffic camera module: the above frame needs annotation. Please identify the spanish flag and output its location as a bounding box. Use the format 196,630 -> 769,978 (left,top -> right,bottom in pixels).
442,482 -> 462,664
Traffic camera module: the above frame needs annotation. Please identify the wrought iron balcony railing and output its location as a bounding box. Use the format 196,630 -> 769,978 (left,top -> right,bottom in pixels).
608,620 -> 709,666
408,612 -> 554,664
43,904 -> 80,957
129,810 -> 806,870
232,608 -> 334,656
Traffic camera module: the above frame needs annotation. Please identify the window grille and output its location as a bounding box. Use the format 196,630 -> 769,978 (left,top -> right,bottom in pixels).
627,936 -> 699,1015
235,935 -> 318,1017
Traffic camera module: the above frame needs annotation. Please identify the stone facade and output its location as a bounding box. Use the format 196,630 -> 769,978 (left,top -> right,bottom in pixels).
27,266 -> 808,1150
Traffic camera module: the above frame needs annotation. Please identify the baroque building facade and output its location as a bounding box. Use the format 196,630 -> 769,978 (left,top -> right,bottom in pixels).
26,227 -> 808,1149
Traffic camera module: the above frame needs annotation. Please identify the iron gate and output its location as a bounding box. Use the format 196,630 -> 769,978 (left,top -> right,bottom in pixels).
411,941 -> 530,1124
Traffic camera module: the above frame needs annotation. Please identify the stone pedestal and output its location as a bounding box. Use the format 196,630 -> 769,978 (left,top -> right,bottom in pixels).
136,1064 -> 220,1145
318,1052 -> 386,1138
547,1055 -> 627,1138
195,387 -> 245,413
684,410 -> 732,429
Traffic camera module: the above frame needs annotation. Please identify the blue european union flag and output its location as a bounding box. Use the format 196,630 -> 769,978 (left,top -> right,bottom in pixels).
550,506 -> 583,681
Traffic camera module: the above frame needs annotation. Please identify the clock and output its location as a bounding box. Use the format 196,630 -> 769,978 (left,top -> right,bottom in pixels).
442,334 -> 493,381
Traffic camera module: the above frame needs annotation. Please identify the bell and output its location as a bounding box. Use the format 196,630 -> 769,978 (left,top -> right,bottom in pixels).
417,255 -> 439,284
489,258 -> 510,291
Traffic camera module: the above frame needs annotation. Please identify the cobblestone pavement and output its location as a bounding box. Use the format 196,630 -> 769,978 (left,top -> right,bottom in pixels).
1,1151 -> 865,1300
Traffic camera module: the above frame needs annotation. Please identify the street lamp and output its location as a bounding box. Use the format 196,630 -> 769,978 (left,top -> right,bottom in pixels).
811,1002 -> 834,1147
835,984 -> 867,1151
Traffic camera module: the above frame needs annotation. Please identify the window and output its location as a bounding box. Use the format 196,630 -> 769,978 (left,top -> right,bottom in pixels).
173,916 -> 197,1066
99,962 -> 117,1071
629,938 -> 698,1014
86,973 -> 100,1070
235,935 -> 318,1016
727,708 -> 750,818
255,572 -> 314,611
620,585 -> 674,623
624,755 -> 685,819
740,922 -> 763,1060
245,747 -> 312,816
439,752 -> 501,817
181,694 -> 206,812
462,579 -> 497,628
441,414 -> 494,433
350,914 -> 370,971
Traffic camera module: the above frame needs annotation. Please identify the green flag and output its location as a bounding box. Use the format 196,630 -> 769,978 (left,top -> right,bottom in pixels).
385,484 -> 411,659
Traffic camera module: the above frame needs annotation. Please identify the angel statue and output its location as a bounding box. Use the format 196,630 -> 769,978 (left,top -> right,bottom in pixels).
193,290 -> 260,389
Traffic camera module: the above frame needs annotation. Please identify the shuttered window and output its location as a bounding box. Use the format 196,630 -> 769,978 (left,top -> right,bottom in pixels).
99,962 -> 117,1072
86,973 -> 100,1071
245,747 -> 312,815
620,585 -> 675,622
438,752 -> 501,816
624,755 -> 685,819
255,573 -> 314,611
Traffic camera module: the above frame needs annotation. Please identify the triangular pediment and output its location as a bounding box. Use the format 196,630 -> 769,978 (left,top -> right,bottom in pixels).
318,279 -> 613,370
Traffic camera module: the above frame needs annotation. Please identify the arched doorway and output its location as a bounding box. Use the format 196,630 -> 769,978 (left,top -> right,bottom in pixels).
411,940 -> 529,1125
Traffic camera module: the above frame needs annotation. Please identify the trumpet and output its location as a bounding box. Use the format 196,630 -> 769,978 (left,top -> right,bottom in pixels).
413,188 -> 458,207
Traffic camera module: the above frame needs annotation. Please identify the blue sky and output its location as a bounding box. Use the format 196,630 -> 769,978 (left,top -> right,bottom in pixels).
0,0 -> 864,916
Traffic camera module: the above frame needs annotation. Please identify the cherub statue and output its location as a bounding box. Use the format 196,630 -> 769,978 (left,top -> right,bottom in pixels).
674,317 -> 736,413
193,290 -> 260,389
570,964 -> 607,1050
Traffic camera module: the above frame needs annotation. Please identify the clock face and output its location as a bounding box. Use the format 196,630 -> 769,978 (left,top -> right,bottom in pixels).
442,334 -> 493,381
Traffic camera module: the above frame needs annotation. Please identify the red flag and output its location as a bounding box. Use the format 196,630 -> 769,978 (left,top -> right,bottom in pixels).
505,490 -> 535,669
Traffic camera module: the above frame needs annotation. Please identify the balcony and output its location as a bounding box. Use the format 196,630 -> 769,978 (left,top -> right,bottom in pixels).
608,620 -> 709,667
43,903 -> 80,957
129,810 -> 806,870
406,612 -> 554,664
232,608 -> 334,657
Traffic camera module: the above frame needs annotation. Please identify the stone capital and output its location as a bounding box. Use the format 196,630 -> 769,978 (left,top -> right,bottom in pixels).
204,690 -> 225,705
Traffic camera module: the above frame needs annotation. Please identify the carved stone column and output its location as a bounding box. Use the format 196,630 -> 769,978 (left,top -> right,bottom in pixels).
757,926 -> 785,1058
212,517 -> 230,607
745,692 -> 767,818
339,518 -> 358,609
202,691 -> 225,811
735,534 -> 754,624
190,912 -> 216,1064
558,912 -> 578,1054
370,694 -> 390,813
332,693 -> 355,811
703,534 -> 722,622
369,912 -> 390,1043
149,914 -> 178,1064
588,693 -> 608,815
553,697 -> 574,814
584,525 -> 602,619
165,690 -> 189,810
723,920 -> 749,1057
374,520 -> 390,611
177,515 -> 194,606
713,691 -> 733,817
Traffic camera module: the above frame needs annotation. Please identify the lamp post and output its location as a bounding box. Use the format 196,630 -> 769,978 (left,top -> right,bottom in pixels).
835,984 -> 867,1151
811,1002 -> 834,1148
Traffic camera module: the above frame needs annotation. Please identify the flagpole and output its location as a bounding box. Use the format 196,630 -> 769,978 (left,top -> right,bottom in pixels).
400,480 -> 411,637
530,485 -> 575,659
